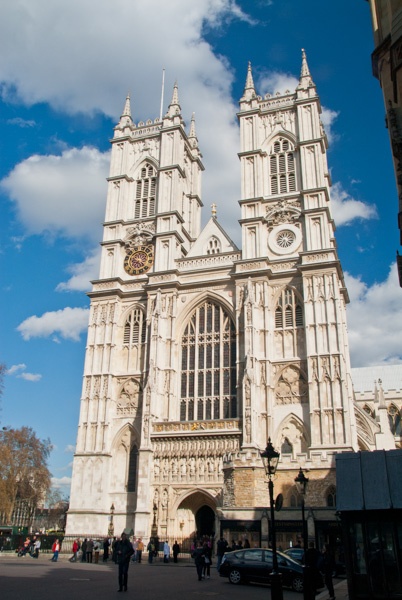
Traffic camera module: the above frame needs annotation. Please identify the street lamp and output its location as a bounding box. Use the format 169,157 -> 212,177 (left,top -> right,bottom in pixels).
261,438 -> 283,600
294,467 -> 310,600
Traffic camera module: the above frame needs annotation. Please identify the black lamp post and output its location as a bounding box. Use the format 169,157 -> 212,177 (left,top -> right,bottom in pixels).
261,438 -> 283,600
294,467 -> 310,600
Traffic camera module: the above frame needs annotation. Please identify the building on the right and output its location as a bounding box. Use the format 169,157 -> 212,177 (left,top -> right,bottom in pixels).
336,449 -> 402,599
366,0 -> 402,284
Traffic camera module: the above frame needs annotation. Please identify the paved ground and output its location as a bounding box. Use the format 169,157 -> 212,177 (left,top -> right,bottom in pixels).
0,553 -> 348,600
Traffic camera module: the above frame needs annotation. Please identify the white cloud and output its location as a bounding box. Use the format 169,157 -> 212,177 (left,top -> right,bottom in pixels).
7,363 -> 41,381
17,307 -> 90,342
64,445 -> 75,453
7,363 -> 26,375
7,117 -> 36,128
321,107 -> 339,145
1,147 -> 109,244
56,247 -> 101,292
346,263 -> 402,367
51,476 -> 72,494
331,181 -> 377,227
258,71 -> 299,96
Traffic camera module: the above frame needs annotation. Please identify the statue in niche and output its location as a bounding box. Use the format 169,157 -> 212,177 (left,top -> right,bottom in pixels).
154,459 -> 160,479
245,406 -> 251,443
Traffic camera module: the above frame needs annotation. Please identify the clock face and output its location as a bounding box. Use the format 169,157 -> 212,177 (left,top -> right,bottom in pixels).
124,245 -> 154,275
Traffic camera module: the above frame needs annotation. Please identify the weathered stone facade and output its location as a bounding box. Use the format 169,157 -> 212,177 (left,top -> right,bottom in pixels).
66,53 -> 399,546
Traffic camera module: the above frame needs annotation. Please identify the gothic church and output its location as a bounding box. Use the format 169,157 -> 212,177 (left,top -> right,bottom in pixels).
66,52 -> 391,547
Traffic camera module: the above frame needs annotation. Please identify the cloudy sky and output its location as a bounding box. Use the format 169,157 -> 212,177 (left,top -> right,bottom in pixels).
1,0 -> 401,496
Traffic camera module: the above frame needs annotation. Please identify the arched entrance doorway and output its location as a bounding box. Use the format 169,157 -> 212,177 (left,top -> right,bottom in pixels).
196,505 -> 215,537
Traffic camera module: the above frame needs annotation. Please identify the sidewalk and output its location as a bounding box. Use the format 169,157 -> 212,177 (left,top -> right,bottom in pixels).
317,578 -> 349,600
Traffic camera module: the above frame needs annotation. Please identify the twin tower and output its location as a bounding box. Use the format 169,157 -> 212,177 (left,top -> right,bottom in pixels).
66,52 -> 359,546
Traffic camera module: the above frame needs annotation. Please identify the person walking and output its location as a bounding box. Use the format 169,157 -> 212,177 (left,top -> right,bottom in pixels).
33,537 -> 41,559
202,542 -> 212,579
81,538 -> 87,562
216,537 -> 228,571
321,544 -> 336,600
51,539 -> 60,562
304,541 -> 321,600
69,539 -> 79,562
115,533 -> 134,592
163,540 -> 170,563
136,538 -> 144,563
103,537 -> 110,562
193,541 -> 205,581
172,540 -> 180,563
147,539 -> 155,564
86,538 -> 94,563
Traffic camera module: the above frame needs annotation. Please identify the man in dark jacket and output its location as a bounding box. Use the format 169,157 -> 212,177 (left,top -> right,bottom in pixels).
115,533 -> 134,592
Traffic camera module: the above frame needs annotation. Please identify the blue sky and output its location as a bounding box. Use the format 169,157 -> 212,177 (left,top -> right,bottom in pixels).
0,0 -> 401,497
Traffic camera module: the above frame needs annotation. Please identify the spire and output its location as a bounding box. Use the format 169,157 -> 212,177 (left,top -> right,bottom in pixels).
188,112 -> 199,149
241,61 -> 256,101
297,48 -> 315,90
166,81 -> 182,119
121,93 -> 132,118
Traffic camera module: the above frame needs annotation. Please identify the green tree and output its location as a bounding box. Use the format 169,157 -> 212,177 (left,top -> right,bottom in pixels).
0,427 -> 52,525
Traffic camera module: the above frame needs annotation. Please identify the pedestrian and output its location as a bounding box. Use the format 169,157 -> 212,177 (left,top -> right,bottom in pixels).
33,537 -> 41,559
112,537 -> 118,563
136,538 -> 144,563
172,540 -> 180,563
304,541 -> 321,600
244,538 -> 250,548
103,537 -> 110,562
147,539 -> 155,564
69,539 -> 79,562
216,537 -> 228,571
51,539 -> 60,562
81,538 -> 87,562
115,532 -> 134,592
320,544 -> 336,600
163,540 -> 170,563
202,542 -> 212,579
193,540 -> 205,581
94,540 -> 100,563
86,538 -> 94,563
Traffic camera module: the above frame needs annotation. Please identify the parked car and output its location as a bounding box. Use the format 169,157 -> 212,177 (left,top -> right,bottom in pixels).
283,547 -> 304,564
219,547 -> 324,592
284,546 -> 346,578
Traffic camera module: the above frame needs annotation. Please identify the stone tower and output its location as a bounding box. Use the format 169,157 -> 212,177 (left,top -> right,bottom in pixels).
66,53 -> 358,546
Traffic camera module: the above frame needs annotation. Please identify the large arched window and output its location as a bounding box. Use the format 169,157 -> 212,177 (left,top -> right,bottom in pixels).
180,300 -> 236,421
135,163 -> 157,219
124,308 -> 146,345
269,138 -> 297,195
127,445 -> 138,492
275,288 -> 303,329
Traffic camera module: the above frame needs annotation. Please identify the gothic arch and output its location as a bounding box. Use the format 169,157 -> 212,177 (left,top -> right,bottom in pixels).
111,422 -> 140,453
262,130 -> 298,151
274,413 -> 310,456
171,488 -> 218,514
128,155 -> 159,178
274,364 -> 308,406
177,291 -> 235,335
272,283 -> 304,306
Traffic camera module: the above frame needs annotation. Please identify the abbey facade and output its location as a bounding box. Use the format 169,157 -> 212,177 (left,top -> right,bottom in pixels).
66,53 -> 399,549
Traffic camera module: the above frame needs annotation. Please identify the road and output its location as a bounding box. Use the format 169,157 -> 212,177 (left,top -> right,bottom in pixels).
0,554 -> 303,600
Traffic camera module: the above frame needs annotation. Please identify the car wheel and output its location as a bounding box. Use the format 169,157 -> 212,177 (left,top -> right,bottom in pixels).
292,576 -> 304,593
229,569 -> 242,585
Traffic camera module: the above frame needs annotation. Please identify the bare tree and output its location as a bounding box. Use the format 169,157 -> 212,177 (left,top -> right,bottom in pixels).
0,427 -> 52,526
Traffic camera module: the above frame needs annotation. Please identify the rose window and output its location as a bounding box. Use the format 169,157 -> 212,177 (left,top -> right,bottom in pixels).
276,230 -> 295,248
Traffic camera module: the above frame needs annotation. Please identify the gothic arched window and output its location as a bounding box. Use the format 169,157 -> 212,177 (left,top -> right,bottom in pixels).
289,488 -> 302,508
124,308 -> 147,345
275,288 -> 303,329
326,485 -> 336,507
206,237 -> 221,255
127,445 -> 138,492
180,300 -> 236,421
388,404 -> 402,436
135,163 -> 157,219
269,138 -> 297,195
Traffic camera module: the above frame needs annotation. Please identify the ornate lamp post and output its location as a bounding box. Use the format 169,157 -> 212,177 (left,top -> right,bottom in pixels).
108,503 -> 115,537
294,467 -> 310,600
261,438 -> 283,600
